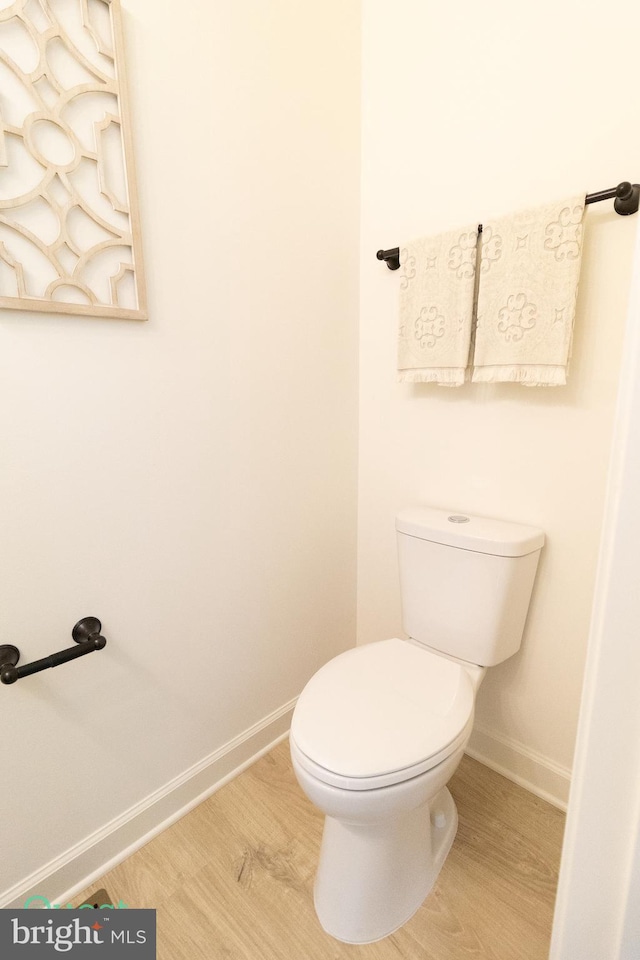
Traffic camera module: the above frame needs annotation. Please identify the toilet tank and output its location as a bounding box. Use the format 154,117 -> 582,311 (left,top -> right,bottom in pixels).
396,507 -> 544,667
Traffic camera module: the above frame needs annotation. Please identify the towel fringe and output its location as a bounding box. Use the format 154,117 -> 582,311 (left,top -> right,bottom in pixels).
471,364 -> 567,386
399,367 -> 468,387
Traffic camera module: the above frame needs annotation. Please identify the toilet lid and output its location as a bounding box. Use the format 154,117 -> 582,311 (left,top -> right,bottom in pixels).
291,638 -> 474,785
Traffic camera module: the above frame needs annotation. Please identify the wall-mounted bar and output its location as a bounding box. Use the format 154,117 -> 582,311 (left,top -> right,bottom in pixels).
0,617 -> 106,685
376,247 -> 401,271
586,181 -> 640,214
376,181 -> 640,270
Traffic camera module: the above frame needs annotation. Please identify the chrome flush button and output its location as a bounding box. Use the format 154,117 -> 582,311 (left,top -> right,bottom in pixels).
448,515 -> 470,523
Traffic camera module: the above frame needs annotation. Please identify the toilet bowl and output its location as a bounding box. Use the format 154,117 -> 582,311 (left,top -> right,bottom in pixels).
290,506 -> 544,944
290,637 -> 482,943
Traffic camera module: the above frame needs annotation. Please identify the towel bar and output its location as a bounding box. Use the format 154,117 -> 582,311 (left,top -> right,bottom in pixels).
376,181 -> 640,270
376,247 -> 402,271
0,617 -> 106,685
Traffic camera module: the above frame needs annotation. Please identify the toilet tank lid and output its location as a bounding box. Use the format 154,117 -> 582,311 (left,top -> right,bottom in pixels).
396,507 -> 545,557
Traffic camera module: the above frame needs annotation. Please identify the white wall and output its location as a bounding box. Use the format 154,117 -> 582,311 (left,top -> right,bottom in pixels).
359,0 -> 640,805
0,0 -> 360,900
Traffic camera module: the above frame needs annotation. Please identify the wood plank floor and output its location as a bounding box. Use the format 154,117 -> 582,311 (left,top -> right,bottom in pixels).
74,740 -> 565,959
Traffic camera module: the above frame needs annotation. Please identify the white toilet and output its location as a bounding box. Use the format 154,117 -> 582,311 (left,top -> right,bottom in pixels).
290,506 -> 544,944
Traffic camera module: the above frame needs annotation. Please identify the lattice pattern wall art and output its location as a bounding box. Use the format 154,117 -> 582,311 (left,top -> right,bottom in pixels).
0,0 -> 147,320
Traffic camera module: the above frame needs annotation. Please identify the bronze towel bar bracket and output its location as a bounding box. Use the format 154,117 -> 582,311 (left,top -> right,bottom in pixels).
376,181 -> 640,270
0,617 -> 106,685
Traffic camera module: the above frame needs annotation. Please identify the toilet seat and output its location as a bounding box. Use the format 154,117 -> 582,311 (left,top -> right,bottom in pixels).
290,638 -> 475,790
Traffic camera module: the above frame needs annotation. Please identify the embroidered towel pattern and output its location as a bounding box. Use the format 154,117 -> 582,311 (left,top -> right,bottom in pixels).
398,227 -> 478,386
472,196 -> 585,385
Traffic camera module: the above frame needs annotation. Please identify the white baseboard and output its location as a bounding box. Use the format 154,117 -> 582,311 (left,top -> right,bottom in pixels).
466,723 -> 571,811
1,699 -> 296,910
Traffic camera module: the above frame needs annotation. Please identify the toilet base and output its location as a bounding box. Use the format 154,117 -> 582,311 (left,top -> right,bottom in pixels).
313,786 -> 458,944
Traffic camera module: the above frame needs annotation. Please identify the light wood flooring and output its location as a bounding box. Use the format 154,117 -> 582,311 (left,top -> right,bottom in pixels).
74,740 -> 565,959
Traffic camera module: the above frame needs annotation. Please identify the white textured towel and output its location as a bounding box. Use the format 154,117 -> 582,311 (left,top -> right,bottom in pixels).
397,226 -> 479,386
472,195 -> 585,385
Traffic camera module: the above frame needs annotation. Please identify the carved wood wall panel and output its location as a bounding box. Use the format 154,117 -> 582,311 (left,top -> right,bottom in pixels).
0,0 -> 147,320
